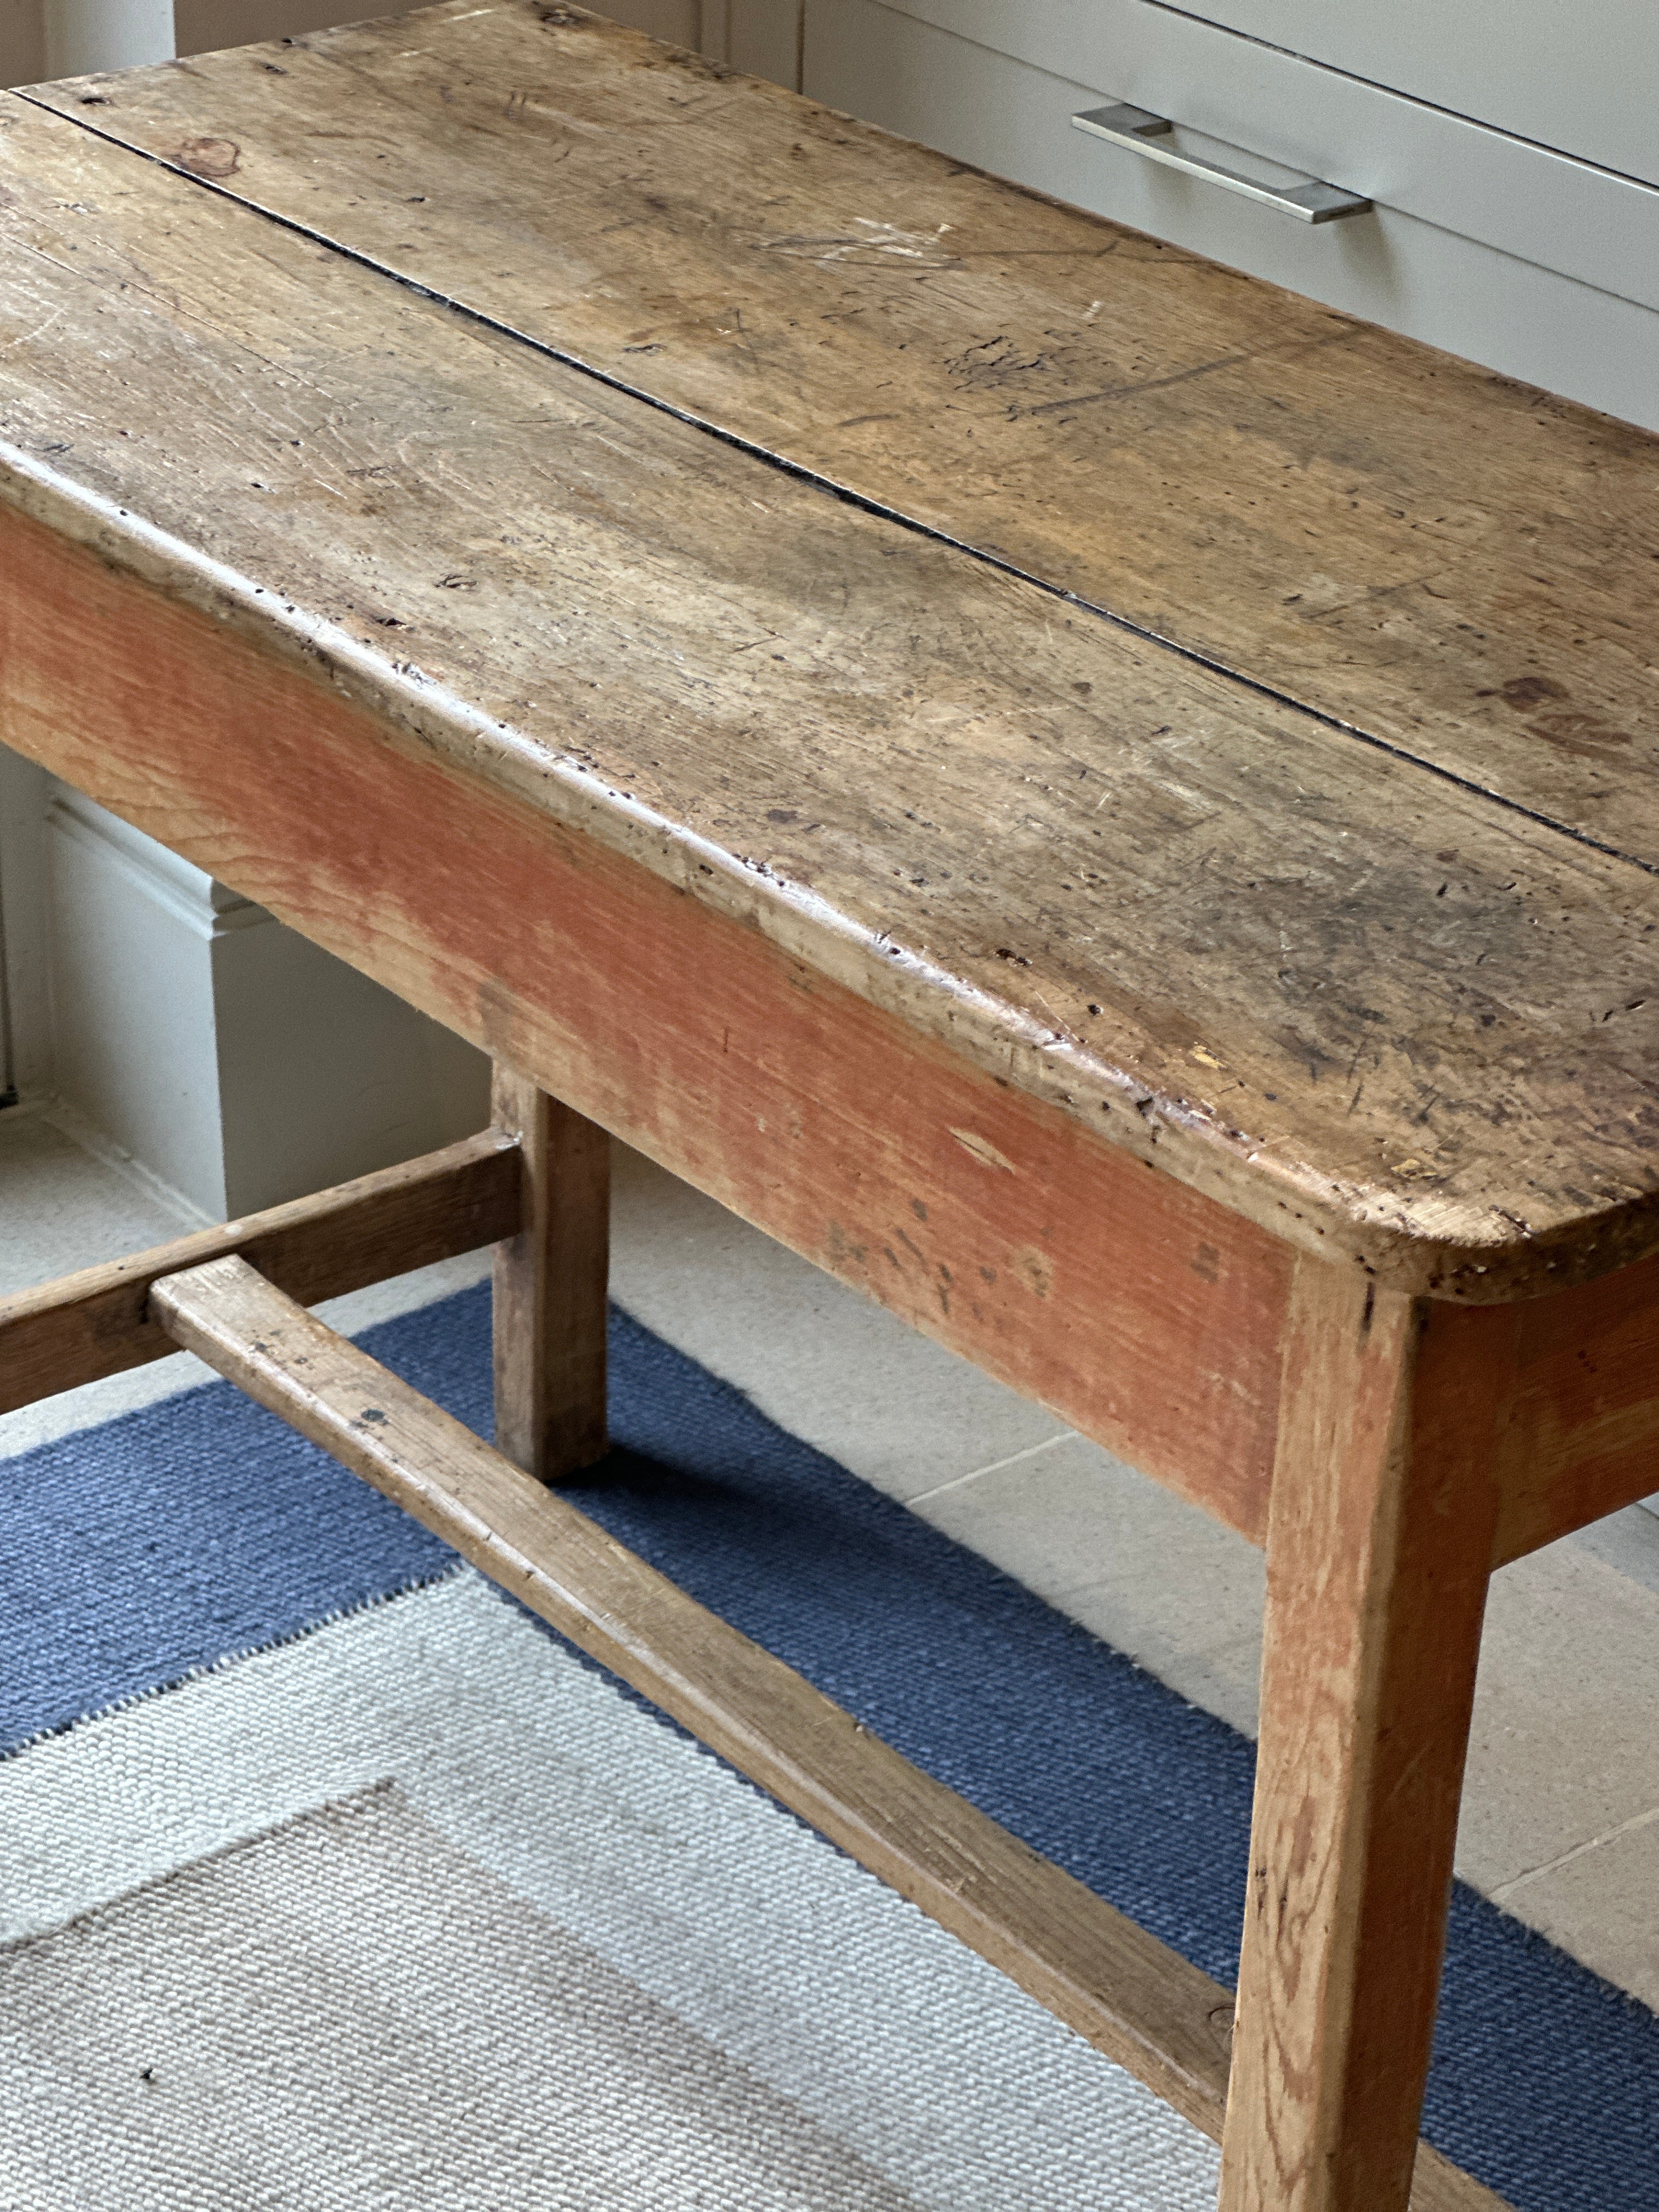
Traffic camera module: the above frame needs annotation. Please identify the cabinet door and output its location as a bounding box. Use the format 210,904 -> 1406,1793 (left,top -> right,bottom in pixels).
1176,0 -> 1658,187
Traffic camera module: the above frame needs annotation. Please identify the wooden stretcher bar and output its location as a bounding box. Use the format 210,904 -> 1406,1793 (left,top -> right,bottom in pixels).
0,1125 -> 523,1414
10,19 -> 1654,2186
0,1084 -> 1511,2206
142,1245 -> 1502,2212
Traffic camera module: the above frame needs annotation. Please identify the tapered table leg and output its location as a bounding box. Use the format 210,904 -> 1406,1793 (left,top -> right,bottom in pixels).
490,1062 -> 611,1482
1219,1262 -> 1518,2210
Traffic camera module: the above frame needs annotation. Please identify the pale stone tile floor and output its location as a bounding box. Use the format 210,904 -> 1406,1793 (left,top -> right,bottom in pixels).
4,1107 -> 1657,2011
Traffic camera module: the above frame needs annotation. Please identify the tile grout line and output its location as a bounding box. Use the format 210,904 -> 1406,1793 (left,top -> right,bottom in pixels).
906,1431 -> 1073,1508
1489,1798 -> 1659,1904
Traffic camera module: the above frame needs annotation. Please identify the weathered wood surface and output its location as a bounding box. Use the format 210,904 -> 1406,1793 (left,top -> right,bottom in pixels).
0,494 -> 1292,1538
490,1064 -> 611,1482
1223,1267 -> 1515,2211
147,1251 -> 1511,2210
1493,1246 -> 1659,1563
24,0 -> 1659,878
0,1127 -> 521,1414
150,1250 -> 1238,2135
0,99 -> 1656,1299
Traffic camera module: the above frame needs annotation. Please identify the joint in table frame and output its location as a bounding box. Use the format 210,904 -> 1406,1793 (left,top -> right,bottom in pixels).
126,1243 -> 1505,2210
0,1122 -> 527,1417
0,1065 -> 1601,2209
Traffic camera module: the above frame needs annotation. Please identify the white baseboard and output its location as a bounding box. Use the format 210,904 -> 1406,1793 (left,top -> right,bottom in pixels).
37,783 -> 488,1222
47,786 -> 266,942
209,906 -> 492,1218
47,787 -> 237,1217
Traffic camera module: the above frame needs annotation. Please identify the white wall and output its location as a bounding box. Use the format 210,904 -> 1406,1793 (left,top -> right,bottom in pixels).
44,788 -> 234,1216
0,759 -> 491,1219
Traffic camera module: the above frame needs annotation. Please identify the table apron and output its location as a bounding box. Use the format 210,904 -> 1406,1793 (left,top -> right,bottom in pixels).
8,508 -> 1657,1563
0,505 -> 1296,1540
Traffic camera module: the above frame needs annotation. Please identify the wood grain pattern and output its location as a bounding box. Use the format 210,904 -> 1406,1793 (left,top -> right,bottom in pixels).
0,99 -> 1656,1295
0,1128 -> 521,1415
0,490 -> 1290,1536
1492,1248 -> 1659,1564
490,1063 -> 611,1481
1413,2147 -> 1513,2212
27,0 -> 1659,871
0,46 -> 1602,2204
1222,1265 -> 1517,2210
146,1252 -> 1512,2210
148,1250 -> 1238,2136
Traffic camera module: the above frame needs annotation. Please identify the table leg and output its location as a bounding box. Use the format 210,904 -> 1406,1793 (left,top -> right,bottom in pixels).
1218,1262 -> 1517,2210
489,1062 -> 611,1482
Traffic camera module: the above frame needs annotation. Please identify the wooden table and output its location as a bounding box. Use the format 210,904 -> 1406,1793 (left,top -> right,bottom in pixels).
2,8 -> 1656,2205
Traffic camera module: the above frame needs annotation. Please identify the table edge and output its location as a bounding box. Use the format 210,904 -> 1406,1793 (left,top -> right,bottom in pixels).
3,442 -> 1650,1305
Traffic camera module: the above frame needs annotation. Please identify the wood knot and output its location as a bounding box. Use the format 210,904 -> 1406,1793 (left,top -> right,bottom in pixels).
167,136 -> 241,181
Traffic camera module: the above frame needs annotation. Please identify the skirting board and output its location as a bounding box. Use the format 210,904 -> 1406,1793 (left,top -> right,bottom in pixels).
30,780 -> 489,1218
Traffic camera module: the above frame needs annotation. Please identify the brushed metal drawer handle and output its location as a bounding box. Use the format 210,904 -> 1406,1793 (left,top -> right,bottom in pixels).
1072,103 -> 1370,224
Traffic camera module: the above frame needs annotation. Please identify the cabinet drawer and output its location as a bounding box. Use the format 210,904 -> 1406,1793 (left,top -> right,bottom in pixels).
1173,0 -> 1657,188
804,0 -> 1659,431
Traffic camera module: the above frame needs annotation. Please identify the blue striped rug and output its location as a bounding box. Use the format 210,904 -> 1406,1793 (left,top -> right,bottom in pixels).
3,1283 -> 1655,2208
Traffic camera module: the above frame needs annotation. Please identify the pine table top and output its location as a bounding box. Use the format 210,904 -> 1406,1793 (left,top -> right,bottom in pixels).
3,0 -> 1657,1298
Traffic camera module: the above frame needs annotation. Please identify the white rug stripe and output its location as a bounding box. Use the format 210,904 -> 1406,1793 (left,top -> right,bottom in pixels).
0,1571 -> 1220,2210
2,1782 -> 923,2211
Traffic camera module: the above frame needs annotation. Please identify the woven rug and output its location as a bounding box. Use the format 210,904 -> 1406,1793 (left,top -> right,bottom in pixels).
3,1286 -> 1656,2209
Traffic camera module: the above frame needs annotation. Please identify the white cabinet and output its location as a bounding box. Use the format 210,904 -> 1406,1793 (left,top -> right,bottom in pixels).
1177,0 -> 1659,187
804,0 -> 1659,431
